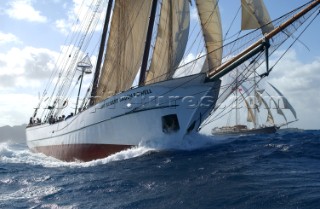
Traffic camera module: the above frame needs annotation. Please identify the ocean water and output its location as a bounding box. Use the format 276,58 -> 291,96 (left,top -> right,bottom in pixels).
1,130 -> 320,209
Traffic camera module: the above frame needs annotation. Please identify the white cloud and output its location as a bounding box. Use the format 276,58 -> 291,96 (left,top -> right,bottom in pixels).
267,50 -> 320,129
54,0 -> 105,35
0,46 -> 58,89
200,49 -> 320,132
0,47 -> 59,124
6,0 -> 47,23
0,42 -> 98,126
0,32 -> 21,45
0,93 -> 38,126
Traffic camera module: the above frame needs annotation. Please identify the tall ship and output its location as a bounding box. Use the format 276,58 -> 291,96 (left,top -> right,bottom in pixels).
211,81 -> 298,135
26,0 -> 320,161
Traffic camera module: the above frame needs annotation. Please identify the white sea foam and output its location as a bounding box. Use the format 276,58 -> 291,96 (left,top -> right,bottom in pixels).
0,133 -> 232,168
0,141 -> 154,168
0,185 -> 60,201
0,142 -> 60,166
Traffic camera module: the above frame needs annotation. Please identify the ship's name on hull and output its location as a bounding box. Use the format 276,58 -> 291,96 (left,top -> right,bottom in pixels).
101,89 -> 152,108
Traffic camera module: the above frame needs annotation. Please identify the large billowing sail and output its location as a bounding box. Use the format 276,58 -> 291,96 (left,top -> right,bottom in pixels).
95,0 -> 152,102
268,83 -> 297,120
241,0 -> 274,34
195,0 -> 223,72
146,0 -> 190,84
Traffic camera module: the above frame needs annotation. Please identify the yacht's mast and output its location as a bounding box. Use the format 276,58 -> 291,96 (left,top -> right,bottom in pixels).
253,70 -> 257,129
138,0 -> 158,86
90,0 -> 114,106
235,70 -> 239,125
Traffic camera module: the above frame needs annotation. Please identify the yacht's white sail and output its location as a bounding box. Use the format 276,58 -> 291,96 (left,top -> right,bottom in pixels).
265,91 -> 288,124
268,82 -> 298,120
240,93 -> 256,124
255,91 -> 275,124
146,0 -> 190,84
195,0 -> 223,72
241,0 -> 274,34
95,0 -> 153,101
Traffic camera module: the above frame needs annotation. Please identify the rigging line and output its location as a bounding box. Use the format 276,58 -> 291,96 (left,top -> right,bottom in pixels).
97,0 -> 154,95
64,9 -> 104,103
195,0 -> 223,72
137,0 -> 313,96
224,5 -> 241,41
55,0 -> 95,93
48,2 -> 95,106
206,70 -> 254,122
46,0 -> 104,119
179,1 -> 207,69
205,72 -> 265,127
41,0 -> 88,96
147,0 -> 170,80
38,0 -> 90,119
202,70 -> 264,127
56,0 -> 103,100
201,53 -> 265,126
270,9 -> 320,72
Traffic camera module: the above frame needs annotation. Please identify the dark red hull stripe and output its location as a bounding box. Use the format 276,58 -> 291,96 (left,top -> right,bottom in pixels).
31,144 -> 133,162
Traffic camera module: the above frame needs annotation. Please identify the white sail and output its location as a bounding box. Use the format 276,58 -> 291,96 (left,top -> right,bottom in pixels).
256,91 -> 275,124
195,0 -> 223,72
265,91 -> 288,123
241,94 -> 256,124
95,0 -> 153,102
146,0 -> 190,84
268,82 -> 297,120
241,0 -> 274,34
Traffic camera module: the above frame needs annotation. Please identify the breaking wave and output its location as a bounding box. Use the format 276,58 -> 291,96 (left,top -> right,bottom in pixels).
0,133 -> 233,168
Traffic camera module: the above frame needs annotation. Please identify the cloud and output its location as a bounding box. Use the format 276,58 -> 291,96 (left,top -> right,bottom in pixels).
174,52 -> 206,78
201,49 -> 320,132
54,0 -> 105,35
0,32 -> 21,45
6,0 -> 47,23
0,46 -> 58,89
0,93 -> 38,126
263,50 -> 320,129
0,75 -> 16,88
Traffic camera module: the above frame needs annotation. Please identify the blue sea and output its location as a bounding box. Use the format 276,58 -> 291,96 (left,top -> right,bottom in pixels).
1,129 -> 320,209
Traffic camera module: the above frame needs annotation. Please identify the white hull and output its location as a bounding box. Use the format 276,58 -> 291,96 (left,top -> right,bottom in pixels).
26,74 -> 221,161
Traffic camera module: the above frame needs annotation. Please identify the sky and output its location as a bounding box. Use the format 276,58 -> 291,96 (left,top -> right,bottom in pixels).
0,0 -> 319,130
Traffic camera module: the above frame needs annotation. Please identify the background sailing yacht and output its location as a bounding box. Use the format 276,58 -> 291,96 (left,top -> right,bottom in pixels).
210,72 -> 298,135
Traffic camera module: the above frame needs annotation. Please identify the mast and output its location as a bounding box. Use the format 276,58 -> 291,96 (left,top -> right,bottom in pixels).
138,0 -> 158,86
75,69 -> 85,115
90,0 -> 114,106
235,70 -> 239,125
75,54 -> 92,114
253,70 -> 257,128
208,0 -> 320,80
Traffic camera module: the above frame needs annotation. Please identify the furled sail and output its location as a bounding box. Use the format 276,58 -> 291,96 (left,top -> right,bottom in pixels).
95,0 -> 152,102
146,0 -> 190,84
195,0 -> 223,72
268,83 -> 297,120
241,0 -> 274,34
